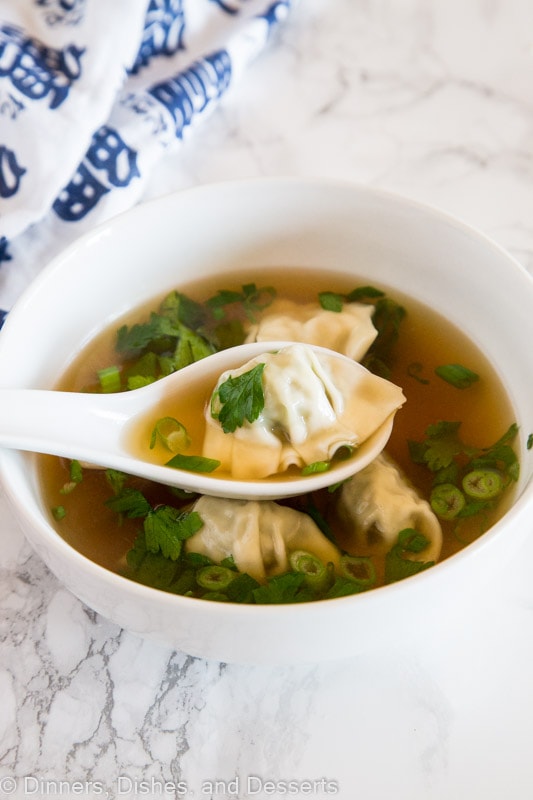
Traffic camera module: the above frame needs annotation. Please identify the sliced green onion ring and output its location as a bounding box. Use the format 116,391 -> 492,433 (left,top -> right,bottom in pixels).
430,483 -> 466,519
289,550 -> 331,592
196,565 -> 235,592
462,469 -> 504,499
339,555 -> 376,588
150,416 -> 191,453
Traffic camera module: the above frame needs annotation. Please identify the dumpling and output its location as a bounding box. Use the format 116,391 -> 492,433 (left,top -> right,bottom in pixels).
185,496 -> 341,583
245,297 -> 378,362
203,343 -> 405,480
334,452 -> 442,562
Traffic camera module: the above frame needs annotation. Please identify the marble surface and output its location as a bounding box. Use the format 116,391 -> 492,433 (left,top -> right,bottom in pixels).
1,1 -> 533,798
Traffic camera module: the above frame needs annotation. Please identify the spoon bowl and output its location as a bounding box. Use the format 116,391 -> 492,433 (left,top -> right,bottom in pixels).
0,341 -> 396,500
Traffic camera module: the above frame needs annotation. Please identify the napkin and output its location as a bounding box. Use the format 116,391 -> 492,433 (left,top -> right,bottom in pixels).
0,0 -> 294,313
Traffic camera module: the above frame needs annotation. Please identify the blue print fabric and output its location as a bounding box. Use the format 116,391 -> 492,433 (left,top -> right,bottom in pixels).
0,0 -> 293,256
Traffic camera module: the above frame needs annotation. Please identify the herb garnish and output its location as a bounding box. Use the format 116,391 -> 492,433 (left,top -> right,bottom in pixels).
384,529 -> 434,583
98,365 -> 121,393
301,460 -> 330,476
144,506 -> 203,560
206,283 -> 276,322
318,285 -> 406,377
407,362 -> 430,384
60,459 -> 83,495
62,278 -> 518,605
98,284 -> 277,393
409,421 -> 519,524
51,505 -> 66,521
318,291 -> 344,312
165,453 -> 221,473
105,487 -> 152,519
211,363 -> 266,433
150,417 -> 190,453
435,363 -> 480,389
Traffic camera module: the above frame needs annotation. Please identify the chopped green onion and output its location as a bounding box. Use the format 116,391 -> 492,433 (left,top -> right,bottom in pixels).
201,591 -> 230,602
339,555 -> 376,588
289,550 -> 331,592
60,459 -> 83,494
430,483 -> 466,519
407,362 -> 430,384
435,363 -> 480,389
97,365 -> 121,393
51,505 -> 66,521
318,291 -> 344,312
127,375 -> 155,390
150,416 -> 191,453
301,460 -> 330,476
334,445 -> 355,461
165,453 -> 221,473
196,565 -> 235,592
462,469 -> 503,499
345,285 -> 385,302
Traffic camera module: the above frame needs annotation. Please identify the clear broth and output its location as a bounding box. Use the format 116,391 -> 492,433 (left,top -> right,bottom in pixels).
38,267 -> 517,578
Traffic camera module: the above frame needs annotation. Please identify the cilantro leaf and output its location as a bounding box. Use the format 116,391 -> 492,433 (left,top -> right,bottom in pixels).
144,507 -> 203,561
384,529 -> 434,584
409,420 -> 464,471
125,532 -> 179,589
410,421 -> 519,525
115,304 -> 214,376
206,283 -> 276,322
212,363 -> 266,433
116,312 -> 179,354
362,296 -> 406,378
105,469 -> 129,495
160,290 -> 207,330
105,488 -> 152,518
173,326 -> 215,370
252,572 -> 312,604
226,572 -> 261,603
213,318 -> 246,350
316,284 -> 404,378
325,577 -> 369,598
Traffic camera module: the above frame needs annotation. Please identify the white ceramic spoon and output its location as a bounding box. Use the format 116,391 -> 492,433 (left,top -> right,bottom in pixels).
0,342 -> 395,500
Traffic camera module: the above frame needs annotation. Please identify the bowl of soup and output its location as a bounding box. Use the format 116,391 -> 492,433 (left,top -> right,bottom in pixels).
0,178 -> 531,664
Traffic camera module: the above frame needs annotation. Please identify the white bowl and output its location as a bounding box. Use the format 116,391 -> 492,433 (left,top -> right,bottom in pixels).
0,178 -> 532,664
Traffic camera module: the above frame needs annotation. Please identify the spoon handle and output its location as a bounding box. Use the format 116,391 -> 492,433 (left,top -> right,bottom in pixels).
0,388 -> 130,463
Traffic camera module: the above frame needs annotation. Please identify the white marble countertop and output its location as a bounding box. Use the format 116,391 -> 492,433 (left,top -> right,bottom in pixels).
1,1 -> 533,798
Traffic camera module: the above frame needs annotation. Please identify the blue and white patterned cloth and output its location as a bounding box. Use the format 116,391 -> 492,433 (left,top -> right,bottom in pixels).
0,0 -> 294,274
